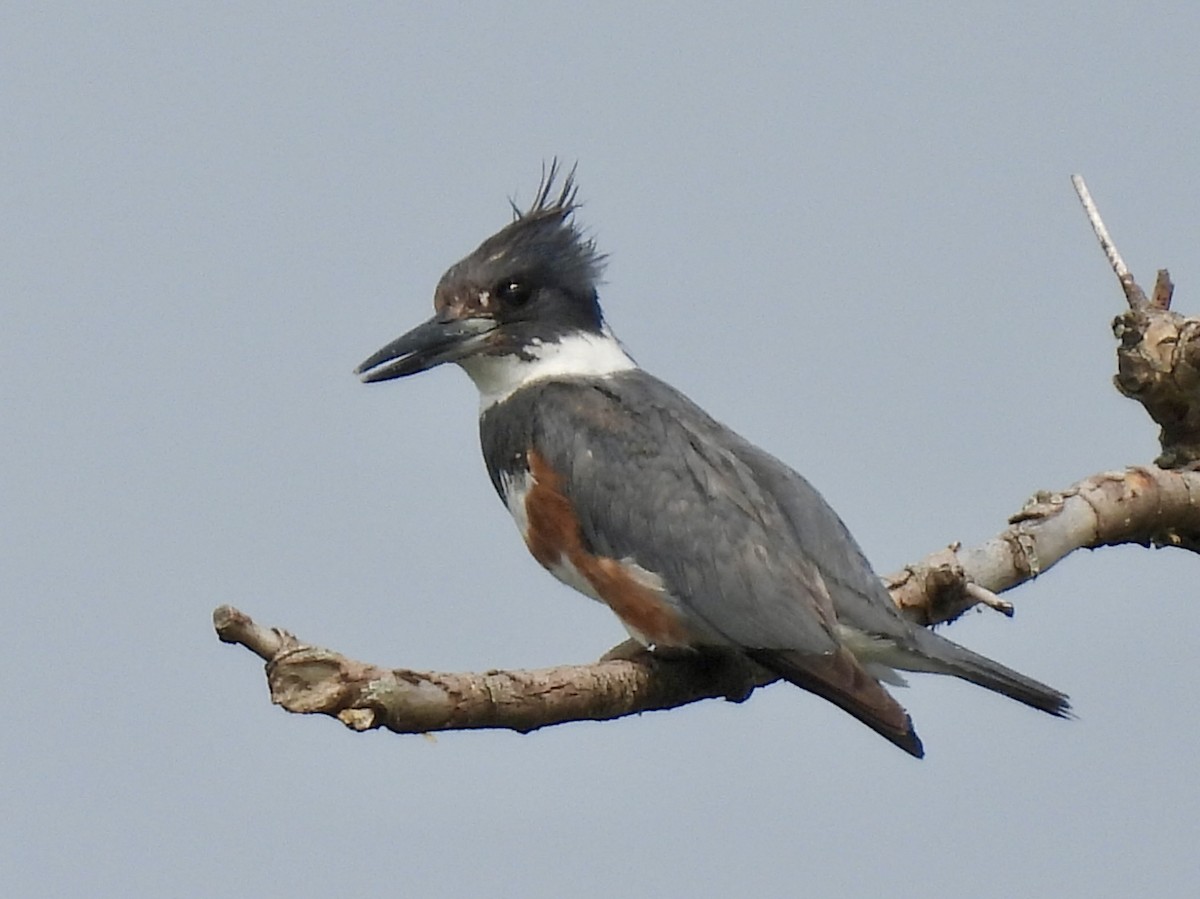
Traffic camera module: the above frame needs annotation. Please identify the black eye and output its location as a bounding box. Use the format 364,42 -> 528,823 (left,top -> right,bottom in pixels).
496,279 -> 533,307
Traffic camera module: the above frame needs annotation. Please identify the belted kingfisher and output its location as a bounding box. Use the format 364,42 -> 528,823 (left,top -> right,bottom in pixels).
355,164 -> 1069,758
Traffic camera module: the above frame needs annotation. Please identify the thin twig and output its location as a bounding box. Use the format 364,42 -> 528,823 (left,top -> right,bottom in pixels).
1151,269 -> 1175,311
1071,174 -> 1147,308
213,604 -> 293,660
963,582 -> 1014,617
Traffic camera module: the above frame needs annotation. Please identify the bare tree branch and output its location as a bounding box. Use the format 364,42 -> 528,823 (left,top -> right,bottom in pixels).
214,467 -> 1200,735
1073,176 -> 1200,467
888,466 -> 1200,624
214,604 -> 769,733
1071,174 -> 1147,309
215,176 -> 1200,737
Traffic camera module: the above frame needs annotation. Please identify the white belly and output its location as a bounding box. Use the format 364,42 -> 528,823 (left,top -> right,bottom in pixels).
498,467 -> 604,603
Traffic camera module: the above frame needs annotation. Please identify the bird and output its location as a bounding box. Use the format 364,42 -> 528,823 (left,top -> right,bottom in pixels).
355,163 -> 1070,758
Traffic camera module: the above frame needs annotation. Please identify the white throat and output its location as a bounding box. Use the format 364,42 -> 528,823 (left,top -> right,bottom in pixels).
459,327 -> 637,411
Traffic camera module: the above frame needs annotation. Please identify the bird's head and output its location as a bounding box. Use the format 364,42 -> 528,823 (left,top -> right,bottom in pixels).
355,162 -> 609,384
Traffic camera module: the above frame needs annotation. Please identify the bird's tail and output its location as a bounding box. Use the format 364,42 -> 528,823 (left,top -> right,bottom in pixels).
749,646 -> 925,758
915,631 -> 1071,717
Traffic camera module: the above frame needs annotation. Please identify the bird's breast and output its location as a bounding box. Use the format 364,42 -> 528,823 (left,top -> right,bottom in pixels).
499,462 -> 601,602
496,449 -> 695,649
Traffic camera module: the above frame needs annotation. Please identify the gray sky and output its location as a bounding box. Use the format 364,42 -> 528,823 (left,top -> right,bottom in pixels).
4,4 -> 1198,897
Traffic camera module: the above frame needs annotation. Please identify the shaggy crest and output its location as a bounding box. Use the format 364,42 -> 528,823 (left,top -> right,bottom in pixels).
464,160 -> 606,291
510,159 -> 582,220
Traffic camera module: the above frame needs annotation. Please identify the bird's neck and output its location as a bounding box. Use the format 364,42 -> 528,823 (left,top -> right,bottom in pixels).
460,327 -> 637,411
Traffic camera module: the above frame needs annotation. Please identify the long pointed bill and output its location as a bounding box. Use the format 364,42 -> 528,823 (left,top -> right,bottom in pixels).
355,315 -> 497,383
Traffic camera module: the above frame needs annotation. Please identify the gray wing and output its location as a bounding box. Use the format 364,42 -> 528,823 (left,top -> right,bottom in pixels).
716,429 -> 917,639
719,403 -> 1071,717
